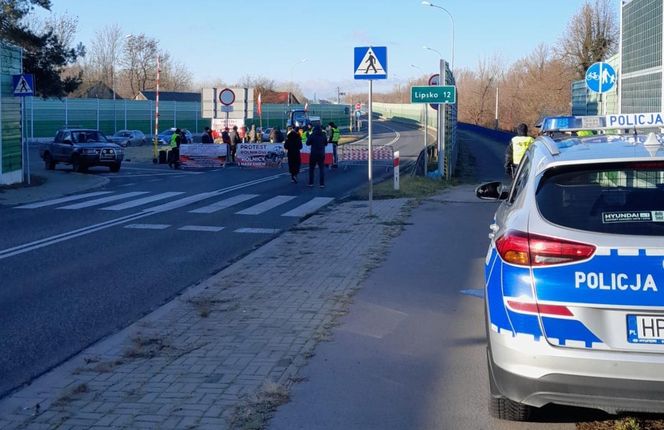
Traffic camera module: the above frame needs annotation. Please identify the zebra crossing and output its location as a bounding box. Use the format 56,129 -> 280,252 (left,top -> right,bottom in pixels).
15,190 -> 335,219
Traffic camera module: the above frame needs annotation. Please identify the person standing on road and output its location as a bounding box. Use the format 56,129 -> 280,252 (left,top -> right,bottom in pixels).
307,125 -> 328,188
300,124 -> 311,147
202,126 -> 213,144
248,125 -> 257,143
327,121 -> 340,168
284,126 -> 303,183
168,128 -> 182,169
504,122 -> 534,178
270,127 -> 284,143
230,126 -> 242,163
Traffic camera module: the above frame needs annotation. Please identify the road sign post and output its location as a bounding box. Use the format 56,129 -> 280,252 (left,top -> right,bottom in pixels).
585,62 -> 617,116
410,86 -> 456,103
354,46 -> 388,216
411,79 -> 457,179
13,74 -> 35,184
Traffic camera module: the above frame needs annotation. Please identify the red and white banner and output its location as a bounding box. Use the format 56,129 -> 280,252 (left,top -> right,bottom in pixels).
179,143 -> 228,168
301,143 -> 333,165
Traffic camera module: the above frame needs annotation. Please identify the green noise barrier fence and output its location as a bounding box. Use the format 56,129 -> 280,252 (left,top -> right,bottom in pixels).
24,99 -> 351,138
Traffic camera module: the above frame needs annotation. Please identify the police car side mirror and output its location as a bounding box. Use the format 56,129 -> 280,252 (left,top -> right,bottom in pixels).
63,138 -> 72,145
475,181 -> 508,201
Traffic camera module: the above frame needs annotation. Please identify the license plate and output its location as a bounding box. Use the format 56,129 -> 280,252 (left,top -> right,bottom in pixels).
100,150 -> 115,160
627,315 -> 664,344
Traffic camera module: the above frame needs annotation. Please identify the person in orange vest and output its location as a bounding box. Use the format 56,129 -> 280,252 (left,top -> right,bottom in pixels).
504,123 -> 535,178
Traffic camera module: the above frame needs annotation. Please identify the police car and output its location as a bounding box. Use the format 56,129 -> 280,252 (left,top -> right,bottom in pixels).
475,113 -> 664,421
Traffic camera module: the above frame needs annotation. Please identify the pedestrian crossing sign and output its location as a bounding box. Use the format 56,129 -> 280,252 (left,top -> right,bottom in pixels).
354,46 -> 387,80
12,74 -> 34,96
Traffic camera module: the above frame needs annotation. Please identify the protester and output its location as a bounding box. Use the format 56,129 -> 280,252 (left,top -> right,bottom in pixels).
202,126 -> 213,144
306,125 -> 328,187
221,127 -> 231,145
269,127 -> 284,143
230,125 -> 241,162
248,125 -> 257,143
168,128 -> 182,169
239,126 -> 247,142
284,126 -> 303,183
327,121 -> 340,167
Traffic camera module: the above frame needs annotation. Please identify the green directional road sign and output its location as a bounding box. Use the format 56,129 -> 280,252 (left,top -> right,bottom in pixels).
411,85 -> 456,104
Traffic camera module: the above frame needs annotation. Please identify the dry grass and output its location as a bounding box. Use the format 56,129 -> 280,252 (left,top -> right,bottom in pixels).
353,175 -> 449,200
52,383 -> 89,407
230,381 -> 290,430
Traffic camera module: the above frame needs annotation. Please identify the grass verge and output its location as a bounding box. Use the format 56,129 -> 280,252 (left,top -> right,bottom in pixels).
352,175 -> 451,200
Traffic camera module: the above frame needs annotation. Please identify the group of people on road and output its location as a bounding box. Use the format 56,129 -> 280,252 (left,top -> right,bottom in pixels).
169,120 -> 342,187
281,121 -> 340,186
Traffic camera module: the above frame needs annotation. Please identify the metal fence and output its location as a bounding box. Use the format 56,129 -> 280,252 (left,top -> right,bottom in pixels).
23,98 -> 352,139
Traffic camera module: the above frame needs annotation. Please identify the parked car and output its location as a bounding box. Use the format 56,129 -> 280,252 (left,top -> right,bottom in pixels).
157,128 -> 193,146
476,113 -> 664,421
40,128 -> 124,172
259,127 -> 272,142
110,130 -> 147,147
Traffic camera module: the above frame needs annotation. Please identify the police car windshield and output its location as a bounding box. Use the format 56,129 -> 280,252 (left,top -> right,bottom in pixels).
536,161 -> 664,236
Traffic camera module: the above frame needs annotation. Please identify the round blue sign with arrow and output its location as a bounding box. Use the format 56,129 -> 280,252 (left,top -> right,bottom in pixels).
585,62 -> 616,94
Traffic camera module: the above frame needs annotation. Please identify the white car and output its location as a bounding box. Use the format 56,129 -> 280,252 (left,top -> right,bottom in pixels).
476,113 -> 664,420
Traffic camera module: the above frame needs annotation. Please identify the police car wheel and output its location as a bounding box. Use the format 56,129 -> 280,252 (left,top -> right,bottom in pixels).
489,395 -> 532,421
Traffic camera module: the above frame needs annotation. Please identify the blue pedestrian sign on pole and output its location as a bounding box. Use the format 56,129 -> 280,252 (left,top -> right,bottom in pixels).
354,47 -> 387,80
585,62 -> 616,94
12,74 -> 34,97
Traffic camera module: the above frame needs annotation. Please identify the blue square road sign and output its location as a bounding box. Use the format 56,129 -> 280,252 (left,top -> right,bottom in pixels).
354,47 -> 387,80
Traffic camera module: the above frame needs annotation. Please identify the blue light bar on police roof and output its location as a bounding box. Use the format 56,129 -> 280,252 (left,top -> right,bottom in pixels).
540,113 -> 664,133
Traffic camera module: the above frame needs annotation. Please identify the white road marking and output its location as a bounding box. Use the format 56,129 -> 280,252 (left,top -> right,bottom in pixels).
57,192 -> 149,209
0,172 -> 289,260
189,194 -> 258,214
235,228 -> 281,234
125,223 -> 170,230
281,197 -> 334,217
142,191 -> 218,212
14,191 -> 113,209
178,225 -> 225,232
235,195 -> 296,215
101,192 -> 185,211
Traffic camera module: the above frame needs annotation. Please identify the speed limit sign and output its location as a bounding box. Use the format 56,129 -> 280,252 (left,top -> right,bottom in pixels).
219,88 -> 235,106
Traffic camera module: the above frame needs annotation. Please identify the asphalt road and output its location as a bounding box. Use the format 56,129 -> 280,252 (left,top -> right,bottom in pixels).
269,127 -> 586,429
0,120 -> 421,398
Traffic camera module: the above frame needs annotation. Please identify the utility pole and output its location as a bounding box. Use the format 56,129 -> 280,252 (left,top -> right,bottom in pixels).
336,87 -> 346,104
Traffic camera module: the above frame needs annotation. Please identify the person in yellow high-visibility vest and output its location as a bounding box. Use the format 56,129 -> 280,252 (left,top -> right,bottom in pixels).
504,123 -> 535,178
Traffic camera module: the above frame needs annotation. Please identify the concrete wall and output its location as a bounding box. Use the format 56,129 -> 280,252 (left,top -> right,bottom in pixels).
0,43 -> 22,185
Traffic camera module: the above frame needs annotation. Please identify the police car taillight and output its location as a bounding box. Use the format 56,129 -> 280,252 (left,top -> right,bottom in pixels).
496,230 -> 596,267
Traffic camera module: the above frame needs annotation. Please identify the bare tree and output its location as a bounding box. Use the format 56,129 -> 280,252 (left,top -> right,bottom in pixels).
27,11 -> 79,52
160,58 -> 193,91
85,24 -> 123,93
121,33 -> 159,97
456,55 -> 504,126
557,0 -> 618,79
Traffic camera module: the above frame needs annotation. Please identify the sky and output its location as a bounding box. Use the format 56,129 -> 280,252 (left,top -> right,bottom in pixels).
37,0 -> 595,100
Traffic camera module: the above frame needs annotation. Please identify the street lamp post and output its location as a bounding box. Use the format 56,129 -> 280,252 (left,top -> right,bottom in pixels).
423,45 -> 445,176
421,1 -> 455,69
422,0 -> 455,180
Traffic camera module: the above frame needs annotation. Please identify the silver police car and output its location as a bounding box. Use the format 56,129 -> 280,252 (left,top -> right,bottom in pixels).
476,113 -> 664,420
